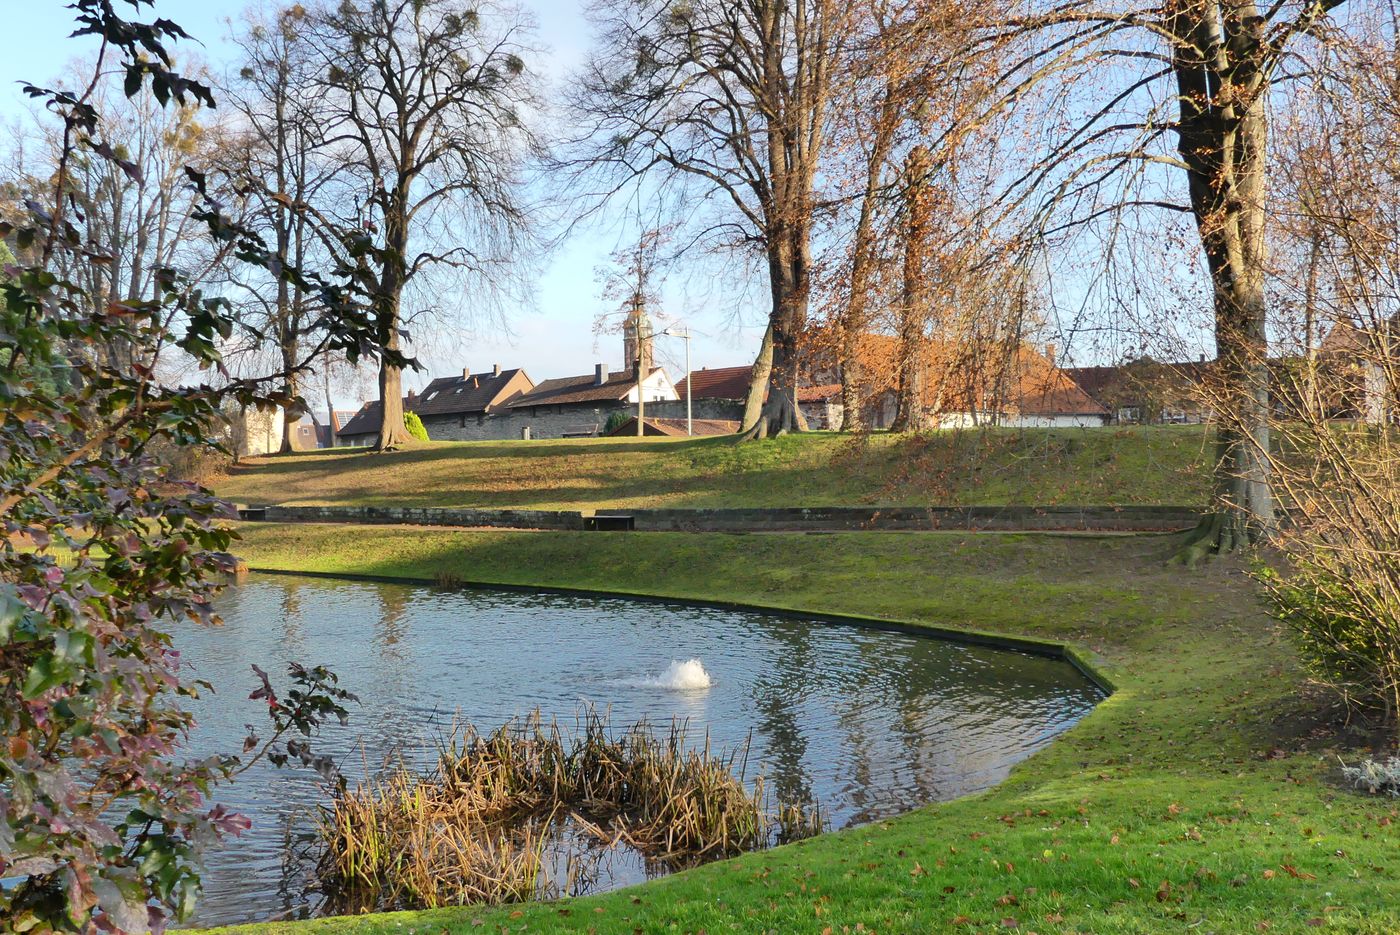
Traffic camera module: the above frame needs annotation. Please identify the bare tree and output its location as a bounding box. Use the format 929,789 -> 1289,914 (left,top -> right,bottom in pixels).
572,0 -> 848,437
972,0 -> 1350,557
821,0 -> 998,430
222,3 -> 341,452
309,0 -> 538,450
9,64 -> 221,371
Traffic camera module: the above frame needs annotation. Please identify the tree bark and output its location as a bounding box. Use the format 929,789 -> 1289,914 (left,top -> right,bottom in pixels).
743,225 -> 812,438
890,146 -> 933,433
839,90 -> 900,432
1168,0 -> 1277,560
741,323 -> 775,433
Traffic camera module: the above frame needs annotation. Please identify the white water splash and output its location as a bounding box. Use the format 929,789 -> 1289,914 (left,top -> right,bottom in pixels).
643,659 -> 713,690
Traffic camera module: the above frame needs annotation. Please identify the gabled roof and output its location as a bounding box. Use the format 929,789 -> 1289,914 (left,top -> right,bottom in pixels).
336,399 -> 389,438
835,332 -> 1107,417
1065,360 -> 1214,406
412,368 -> 529,418
335,367 -> 530,437
507,367 -> 663,408
676,365 -> 754,400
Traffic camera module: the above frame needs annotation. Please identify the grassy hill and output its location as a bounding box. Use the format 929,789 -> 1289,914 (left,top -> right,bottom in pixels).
216,426 -> 1213,510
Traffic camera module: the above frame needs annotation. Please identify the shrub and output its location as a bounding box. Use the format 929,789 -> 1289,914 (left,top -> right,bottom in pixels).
0,6 -> 390,930
404,410 -> 430,441
602,410 -> 630,435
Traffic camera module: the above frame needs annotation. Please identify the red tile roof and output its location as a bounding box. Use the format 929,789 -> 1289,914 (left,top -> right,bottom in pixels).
676,365 -> 753,400
797,383 -> 842,403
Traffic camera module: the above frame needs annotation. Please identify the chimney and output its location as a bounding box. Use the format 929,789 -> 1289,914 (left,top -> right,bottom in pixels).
594,363 -> 606,386
1045,343 -> 1056,366
461,366 -> 470,380
407,388 -> 417,402
493,363 -> 501,376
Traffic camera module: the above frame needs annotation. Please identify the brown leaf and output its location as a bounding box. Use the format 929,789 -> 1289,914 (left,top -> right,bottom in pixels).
1155,880 -> 1172,903
1128,878 -> 1141,889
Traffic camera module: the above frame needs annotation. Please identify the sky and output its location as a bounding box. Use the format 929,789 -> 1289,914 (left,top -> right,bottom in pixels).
3,0 -> 771,408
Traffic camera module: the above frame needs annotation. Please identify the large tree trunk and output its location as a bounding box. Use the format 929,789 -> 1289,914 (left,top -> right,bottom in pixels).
839,90 -> 900,432
374,289 -> 413,451
743,228 -> 811,438
278,336 -> 306,454
1169,1 -> 1276,562
374,206 -> 414,451
890,146 -> 932,433
741,323 -> 774,432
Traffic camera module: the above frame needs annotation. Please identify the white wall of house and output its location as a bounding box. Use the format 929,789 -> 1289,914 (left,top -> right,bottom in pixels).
623,369 -> 679,403
230,406 -> 285,457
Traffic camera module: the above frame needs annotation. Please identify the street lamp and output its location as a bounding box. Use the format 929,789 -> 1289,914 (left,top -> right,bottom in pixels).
657,327 -> 693,436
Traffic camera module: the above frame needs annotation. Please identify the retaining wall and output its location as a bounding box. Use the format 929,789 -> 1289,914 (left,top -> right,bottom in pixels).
246,504 -> 1202,533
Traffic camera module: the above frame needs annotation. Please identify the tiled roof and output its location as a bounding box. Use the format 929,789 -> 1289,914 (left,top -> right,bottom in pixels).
1065,360 -> 1214,406
412,368 -> 528,418
336,400 -> 389,437
604,417 -> 739,437
336,368 -> 529,437
507,367 -> 661,408
797,383 -> 842,403
676,365 -> 754,400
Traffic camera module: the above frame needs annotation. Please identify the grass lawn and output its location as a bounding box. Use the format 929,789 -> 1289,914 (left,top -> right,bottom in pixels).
194,522 -> 1400,935
214,426 -> 1213,511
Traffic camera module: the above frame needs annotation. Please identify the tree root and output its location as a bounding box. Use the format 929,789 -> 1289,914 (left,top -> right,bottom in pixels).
1170,510 -> 1248,566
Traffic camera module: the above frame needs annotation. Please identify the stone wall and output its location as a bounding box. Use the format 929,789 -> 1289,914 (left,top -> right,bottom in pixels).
248,503 -> 1202,533
419,397 -> 746,441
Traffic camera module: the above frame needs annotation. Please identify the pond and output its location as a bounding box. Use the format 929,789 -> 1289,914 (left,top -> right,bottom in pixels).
178,573 -> 1103,927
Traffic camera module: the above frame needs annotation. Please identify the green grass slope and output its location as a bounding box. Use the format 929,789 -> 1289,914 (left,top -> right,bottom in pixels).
193,523 -> 1400,935
215,427 -> 1213,512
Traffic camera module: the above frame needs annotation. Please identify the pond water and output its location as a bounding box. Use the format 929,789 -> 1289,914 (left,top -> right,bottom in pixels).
177,573 -> 1103,927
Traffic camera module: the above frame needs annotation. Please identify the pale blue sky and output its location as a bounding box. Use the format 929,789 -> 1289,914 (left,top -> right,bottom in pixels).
4,1 -> 770,404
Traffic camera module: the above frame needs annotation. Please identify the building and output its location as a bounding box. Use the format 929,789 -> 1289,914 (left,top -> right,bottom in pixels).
502,364 -> 678,438
334,364 -> 533,446
410,365 -> 534,440
225,405 -> 285,457
806,334 -> 1109,429
1064,358 -> 1214,425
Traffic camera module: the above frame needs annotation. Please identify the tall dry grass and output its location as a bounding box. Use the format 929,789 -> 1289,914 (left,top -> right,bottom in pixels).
315,711 -> 823,912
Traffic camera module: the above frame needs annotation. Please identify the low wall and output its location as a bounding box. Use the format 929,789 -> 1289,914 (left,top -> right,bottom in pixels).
612,505 -> 1200,531
259,505 -> 586,530
245,504 -> 1201,533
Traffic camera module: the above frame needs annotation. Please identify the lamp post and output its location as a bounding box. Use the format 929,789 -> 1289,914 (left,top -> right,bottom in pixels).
658,327 -> 693,436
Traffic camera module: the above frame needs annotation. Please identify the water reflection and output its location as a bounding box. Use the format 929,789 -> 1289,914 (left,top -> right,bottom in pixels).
176,574 -> 1102,927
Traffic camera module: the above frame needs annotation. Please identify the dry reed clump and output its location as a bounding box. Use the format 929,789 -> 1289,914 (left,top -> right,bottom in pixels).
315,711 -> 823,913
